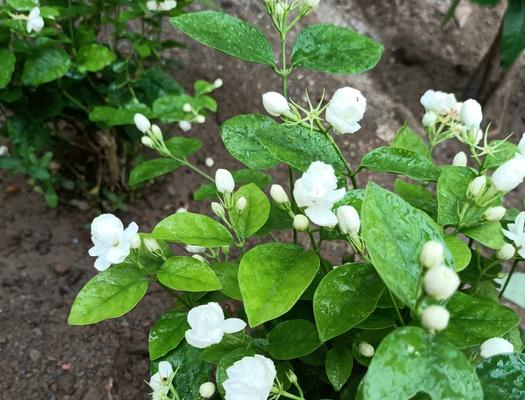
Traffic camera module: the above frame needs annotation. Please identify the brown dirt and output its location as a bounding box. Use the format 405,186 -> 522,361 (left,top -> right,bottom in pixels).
1,1 -> 524,399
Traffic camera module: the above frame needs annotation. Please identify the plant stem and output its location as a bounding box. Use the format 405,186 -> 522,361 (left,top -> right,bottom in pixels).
388,289 -> 405,326
499,259 -> 519,299
281,390 -> 304,400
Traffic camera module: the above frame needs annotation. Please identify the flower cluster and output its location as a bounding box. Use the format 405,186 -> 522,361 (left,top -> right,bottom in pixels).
146,0 -> 178,12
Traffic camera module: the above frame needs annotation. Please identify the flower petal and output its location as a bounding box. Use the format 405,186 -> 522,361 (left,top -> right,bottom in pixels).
305,207 -> 338,227
222,318 -> 247,334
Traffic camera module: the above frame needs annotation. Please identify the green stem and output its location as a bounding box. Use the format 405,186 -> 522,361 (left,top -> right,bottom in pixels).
499,259 -> 519,299
307,230 -> 318,252
388,289 -> 405,326
281,390 -> 304,400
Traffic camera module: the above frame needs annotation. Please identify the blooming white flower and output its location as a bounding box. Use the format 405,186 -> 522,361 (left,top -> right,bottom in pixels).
422,111 -> 437,127
293,214 -> 310,231
205,157 -> 214,167
88,214 -> 138,271
420,90 -> 457,115
186,245 -> 206,254
419,240 -> 444,269
270,184 -> 289,204
480,337 -> 514,359
223,355 -> 276,400
178,120 -> 192,132
27,7 -> 44,34
467,176 -> 487,198
503,211 -> 525,258
215,169 -> 235,194
326,87 -> 367,134
421,305 -> 450,331
199,382 -> 216,398
158,0 -> 177,11
236,196 -> 248,213
149,361 -> 173,399
185,302 -> 246,349
337,205 -> 360,235
491,156 -> 525,192
423,264 -> 460,300
358,342 -> 375,357
497,243 -> 515,261
293,161 -> 345,227
134,113 -> 151,133
452,151 -> 467,167
484,206 -> 506,222
262,92 -> 291,117
460,99 -> 483,129
144,238 -> 160,253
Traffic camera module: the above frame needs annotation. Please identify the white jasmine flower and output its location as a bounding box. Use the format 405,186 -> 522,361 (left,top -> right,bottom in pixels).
460,99 -> 483,129
480,337 -> 514,359
223,355 -> 276,400
149,361 -> 173,399
421,305 -> 450,332
262,92 -> 291,117
186,245 -> 206,254
467,176 -> 487,198
144,238 -> 160,253
199,382 -> 216,398
293,161 -> 345,227
178,120 -> 192,132
358,342 -> 375,357
134,113 -> 151,133
88,214 -> 138,271
270,184 -> 289,204
236,196 -> 248,213
215,169 -> 235,194
503,212 -> 525,258
492,156 -> 525,192
158,361 -> 173,379
214,78 -> 223,88
27,7 -> 44,34
158,0 -> 177,11
497,243 -> 515,261
293,214 -> 310,231
141,136 -> 154,148
452,151 -> 467,167
185,302 -> 246,349
419,240 -> 444,269
420,90 -> 457,115
337,205 -> 360,235
423,264 -> 460,300
205,157 -> 214,167
484,206 -> 506,222
422,111 -> 437,127
326,87 -> 367,134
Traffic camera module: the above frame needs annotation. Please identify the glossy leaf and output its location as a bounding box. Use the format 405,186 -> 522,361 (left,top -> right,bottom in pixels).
0,49 -> 15,89
391,124 -> 429,157
76,44 -> 116,73
437,166 -> 475,225
89,103 -> 152,126
326,346 -> 354,391
476,353 -> 525,400
22,48 -> 71,86
230,183 -> 270,238
158,256 -> 222,292
129,158 -> 182,187
444,235 -> 471,271
213,262 -> 242,300
395,179 -> 437,217
239,243 -> 320,327
149,309 -> 189,360
463,222 -> 505,249
267,319 -> 322,360
501,0 -> 525,69
165,136 -> 202,159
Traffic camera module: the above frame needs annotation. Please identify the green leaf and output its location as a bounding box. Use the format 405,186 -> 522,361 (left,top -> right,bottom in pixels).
158,256 -> 222,292
68,263 -> 148,325
394,179 -> 437,217
444,235 -> 471,271
336,189 -> 366,211
129,158 -> 182,187
22,48 -> 71,86
213,262 -> 242,300
149,309 -> 189,360
437,166 -> 475,226
499,272 -> 525,308
164,136 -> 202,158
313,263 -> 385,342
361,183 -> 453,308
360,147 -> 441,181
231,183 -> 270,238
463,221 -> 505,249
76,44 -> 116,73
255,124 -> 347,174
267,319 -> 322,360
194,169 -> 271,201
171,11 -> 275,65
441,292 -> 519,348
200,334 -> 256,364
0,49 -> 16,89
484,140 -> 518,169
220,114 -> 280,169
391,124 -> 429,157
152,212 -> 233,247
476,353 -> 525,400
326,346 -> 354,391
89,103 -> 152,126
501,0 -> 525,69
361,326 -> 483,400
238,243 -> 320,327
291,24 -> 383,75
7,0 -> 38,11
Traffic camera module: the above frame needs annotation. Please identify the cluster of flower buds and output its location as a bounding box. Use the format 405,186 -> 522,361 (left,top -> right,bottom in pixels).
133,113 -> 170,155
269,184 -> 311,231
146,0 -> 178,12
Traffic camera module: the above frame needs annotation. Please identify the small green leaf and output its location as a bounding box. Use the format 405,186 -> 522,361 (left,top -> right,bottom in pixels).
444,235 -> 471,271
394,179 -> 437,217
476,353 -> 525,400
76,44 -> 116,73
231,183 -> 270,238
501,0 -> 525,69
89,104 -> 152,126
129,158 -> 182,187
326,346 -> 354,391
164,136 -> 202,159
0,49 -> 16,89
267,319 -> 322,360
158,256 -> 222,292
22,48 -> 71,86
391,124 -> 429,157
213,262 -> 242,300
463,221 -> 505,249
437,166 -> 475,226
149,310 -> 189,360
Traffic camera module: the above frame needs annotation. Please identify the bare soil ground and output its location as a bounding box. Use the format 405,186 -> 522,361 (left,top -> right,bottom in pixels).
1,1 -> 524,399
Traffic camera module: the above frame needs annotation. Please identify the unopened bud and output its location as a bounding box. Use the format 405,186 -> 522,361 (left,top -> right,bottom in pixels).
178,120 -> 192,132
497,243 -> 515,261
134,113 -> 151,133
214,78 -> 223,88
199,382 -> 216,398
293,214 -> 309,231
419,240 -> 444,269
484,206 -> 506,222
452,151 -> 467,167
270,184 -> 289,204
423,264 -> 460,300
358,342 -> 375,357
236,196 -> 248,213
150,124 -> 163,141
186,245 -> 206,254
262,92 -> 291,117
130,234 -> 141,249
215,169 -> 235,194
421,305 -> 450,332
196,115 -> 206,124
467,176 -> 487,199
422,111 -> 437,127
182,103 -> 192,113
480,337 -> 514,359
141,136 -> 154,148
337,205 -> 360,235
192,254 -> 207,263
144,238 -> 160,253
211,202 -> 225,218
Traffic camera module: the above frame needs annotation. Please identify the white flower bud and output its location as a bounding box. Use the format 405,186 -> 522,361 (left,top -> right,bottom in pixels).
178,120 -> 192,132
186,245 -> 206,254
480,337 -> 514,359
467,176 -> 487,198
176,207 -> 187,213
484,206 -> 506,222
469,128 -> 483,146
236,196 -> 248,213
304,0 -> 320,7
215,169 -> 235,194
497,243 -> 515,261
422,111 -> 437,127
358,342 -> 375,358
196,115 -> 206,124
214,78 -> 223,88
419,240 -> 444,269
144,238 -> 160,253
262,92 -> 291,117
183,103 -> 192,113
130,234 -> 141,249
420,90 -> 457,115
141,136 -> 154,148
337,205 -> 360,235
134,113 -> 151,133
211,202 -> 225,218
421,305 -> 450,331
158,361 -> 173,380
423,264 -> 460,300
205,157 -> 214,167
159,0 -> 177,11
199,382 -> 216,398
293,214 -> 310,231
275,2 -> 285,17
270,184 -> 289,204
460,99 -> 483,129
492,156 -> 525,192
146,1 -> 158,11
150,124 -> 163,141
452,151 -> 467,167
192,254 -> 207,263
0,145 -> 8,157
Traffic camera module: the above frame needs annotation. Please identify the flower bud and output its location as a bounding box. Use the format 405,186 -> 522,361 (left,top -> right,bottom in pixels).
460,99 -> 483,129
186,245 -> 206,254
275,2 -> 285,17
144,238 -> 160,253
215,169 -> 235,194
236,196 -> 248,213
421,305 -> 450,331
183,103 -> 192,113
270,184 -> 289,204
358,342 -> 375,357
468,128 -> 483,146
205,157 -> 214,167
423,264 -> 460,300
467,176 -> 487,198
158,361 -> 173,380
262,92 -> 291,117
134,113 -> 151,133
192,254 -> 207,263
141,136 -> 154,148
422,111 -> 437,127
214,78 -> 223,88
293,214 -> 309,231
211,201 -> 225,218
304,0 -> 320,7
150,124 -> 163,141
0,145 -> 9,157
497,243 -> 515,261
452,151 -> 467,167
178,120 -> 192,132
480,337 -> 514,359
337,205 -> 360,234
484,206 -> 506,222
196,115 -> 206,124
491,156 -> 525,192
130,234 -> 141,249
419,240 -> 444,269
199,382 -> 216,398
146,1 -> 158,11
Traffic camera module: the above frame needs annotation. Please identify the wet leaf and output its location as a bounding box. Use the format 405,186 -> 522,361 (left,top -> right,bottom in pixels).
76,44 -> 116,73
213,262 -> 242,300
476,353 -> 525,400
230,183 -> 270,238
0,49 -> 15,89
267,319 -> 321,360
129,158 -> 183,187
391,123 -> 429,157
463,221 -> 505,249
437,166 -> 475,226
22,47 -> 71,86
395,179 -> 437,217
444,235 -> 471,271
158,256 -> 222,292
149,310 -> 188,360
326,346 -> 353,391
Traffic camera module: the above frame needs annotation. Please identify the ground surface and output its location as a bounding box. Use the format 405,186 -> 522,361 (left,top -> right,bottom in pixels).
1,0 -> 524,399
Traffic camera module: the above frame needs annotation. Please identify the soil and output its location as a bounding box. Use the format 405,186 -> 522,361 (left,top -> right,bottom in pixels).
1,1 -> 524,399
